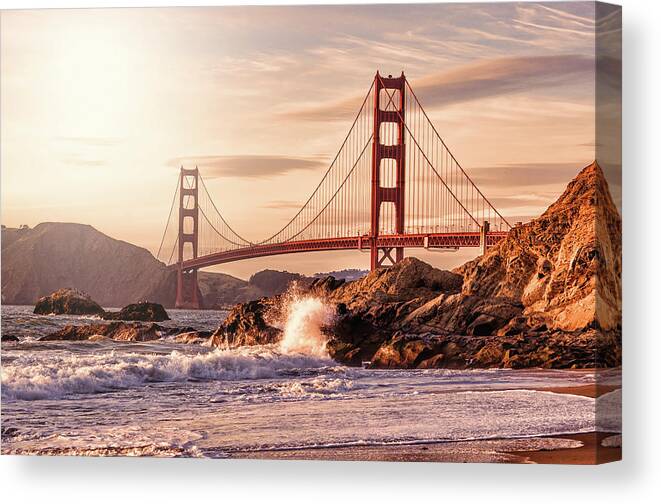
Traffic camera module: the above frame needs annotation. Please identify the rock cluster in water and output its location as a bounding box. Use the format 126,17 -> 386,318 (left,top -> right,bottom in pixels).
34,289 -> 170,322
208,162 -> 622,369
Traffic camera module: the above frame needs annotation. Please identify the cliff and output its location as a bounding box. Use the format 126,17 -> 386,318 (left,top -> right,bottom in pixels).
458,162 -> 621,331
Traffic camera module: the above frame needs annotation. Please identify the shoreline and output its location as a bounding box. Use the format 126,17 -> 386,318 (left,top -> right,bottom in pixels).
226,431 -> 620,464
226,385 -> 621,464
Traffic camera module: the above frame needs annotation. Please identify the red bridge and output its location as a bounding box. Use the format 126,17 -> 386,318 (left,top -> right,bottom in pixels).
157,72 -> 511,309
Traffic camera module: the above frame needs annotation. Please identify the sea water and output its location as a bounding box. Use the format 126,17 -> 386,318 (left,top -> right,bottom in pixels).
0,304 -> 621,457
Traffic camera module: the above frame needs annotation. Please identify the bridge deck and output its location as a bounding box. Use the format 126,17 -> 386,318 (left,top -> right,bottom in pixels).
179,231 -> 508,270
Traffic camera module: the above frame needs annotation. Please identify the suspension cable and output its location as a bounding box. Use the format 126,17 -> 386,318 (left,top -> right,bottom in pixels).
156,174 -> 180,261
404,80 -> 511,229
257,80 -> 376,245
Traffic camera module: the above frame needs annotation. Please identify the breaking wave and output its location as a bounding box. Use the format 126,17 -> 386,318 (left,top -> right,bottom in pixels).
279,295 -> 335,356
1,346 -> 335,401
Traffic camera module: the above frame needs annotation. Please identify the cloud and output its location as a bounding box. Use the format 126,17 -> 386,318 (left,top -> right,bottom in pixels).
169,155 -> 328,179
261,200 -> 305,210
60,155 -> 106,167
469,162 -> 586,188
56,136 -> 123,147
284,54 -> 593,122
489,194 -> 557,209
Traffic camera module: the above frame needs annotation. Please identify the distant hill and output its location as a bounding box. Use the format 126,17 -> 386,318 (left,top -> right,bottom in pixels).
0,223 -> 302,308
313,269 -> 368,282
248,270 -> 309,297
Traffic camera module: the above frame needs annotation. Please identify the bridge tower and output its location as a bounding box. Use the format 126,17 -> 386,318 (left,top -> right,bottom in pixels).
175,166 -> 201,309
370,72 -> 406,270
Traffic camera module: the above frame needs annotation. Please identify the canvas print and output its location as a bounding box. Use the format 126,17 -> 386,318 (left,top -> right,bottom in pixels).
1,2 -> 621,463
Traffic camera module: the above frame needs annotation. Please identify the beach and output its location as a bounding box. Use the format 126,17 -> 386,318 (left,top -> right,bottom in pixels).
225,385 -> 622,464
1,306 -> 621,463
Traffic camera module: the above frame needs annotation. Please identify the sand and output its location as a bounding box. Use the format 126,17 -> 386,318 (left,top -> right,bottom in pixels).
228,384 -> 621,464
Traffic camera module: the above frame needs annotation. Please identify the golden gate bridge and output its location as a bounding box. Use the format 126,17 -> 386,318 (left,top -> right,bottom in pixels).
157,72 -> 511,309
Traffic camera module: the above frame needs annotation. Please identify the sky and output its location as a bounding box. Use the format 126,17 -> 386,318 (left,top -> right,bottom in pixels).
1,2 -> 621,279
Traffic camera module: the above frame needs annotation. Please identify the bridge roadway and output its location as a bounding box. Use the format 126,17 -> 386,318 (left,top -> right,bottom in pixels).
179,231 -> 509,271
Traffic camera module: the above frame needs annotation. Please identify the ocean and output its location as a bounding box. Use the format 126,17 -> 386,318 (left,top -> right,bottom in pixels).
1,305 -> 621,458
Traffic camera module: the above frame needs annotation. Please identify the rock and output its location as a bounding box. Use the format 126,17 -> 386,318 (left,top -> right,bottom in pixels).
33,288 -> 104,316
174,331 -> 211,344
209,298 -> 282,348
365,328 -> 620,370
1,334 -> 19,342
41,322 -> 164,342
309,276 -> 346,294
328,257 -> 463,312
111,322 -> 162,342
103,302 -> 169,322
458,162 -> 621,331
369,335 -> 440,369
87,334 -> 111,342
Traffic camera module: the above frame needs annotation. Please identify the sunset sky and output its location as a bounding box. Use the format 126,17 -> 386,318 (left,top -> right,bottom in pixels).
1,2 -> 620,278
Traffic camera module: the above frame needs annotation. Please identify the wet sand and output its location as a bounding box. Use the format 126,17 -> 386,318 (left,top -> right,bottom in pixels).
229,384 -> 621,464
513,432 -> 620,464
533,383 -> 620,398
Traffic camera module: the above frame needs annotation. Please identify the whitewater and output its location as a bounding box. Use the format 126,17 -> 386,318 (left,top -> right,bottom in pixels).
1,304 -> 621,458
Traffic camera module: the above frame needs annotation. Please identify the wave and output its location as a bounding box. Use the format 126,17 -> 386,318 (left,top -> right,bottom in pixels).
2,425 -> 204,458
210,376 -> 359,404
1,346 -> 336,401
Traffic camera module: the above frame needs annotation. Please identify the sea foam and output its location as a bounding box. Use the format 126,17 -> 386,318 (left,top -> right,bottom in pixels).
1,346 -> 334,401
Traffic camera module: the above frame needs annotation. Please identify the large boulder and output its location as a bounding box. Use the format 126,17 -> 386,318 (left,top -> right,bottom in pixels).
209,298 -> 282,348
327,257 -> 463,311
174,330 -> 212,345
103,302 -> 169,322
33,288 -> 104,316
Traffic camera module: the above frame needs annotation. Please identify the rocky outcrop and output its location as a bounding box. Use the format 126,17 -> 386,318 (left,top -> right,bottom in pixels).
209,298 -> 282,348
326,258 -> 463,312
210,162 -> 622,370
33,288 -> 105,316
458,162 -> 621,331
40,322 -> 165,342
103,302 -> 170,322
368,329 -> 621,369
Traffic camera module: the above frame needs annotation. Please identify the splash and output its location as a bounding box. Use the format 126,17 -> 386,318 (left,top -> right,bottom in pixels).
279,296 -> 335,356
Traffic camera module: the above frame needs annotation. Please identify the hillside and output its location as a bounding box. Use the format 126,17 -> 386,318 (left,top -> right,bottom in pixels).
1,223 -> 166,307
0,223 -> 303,308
